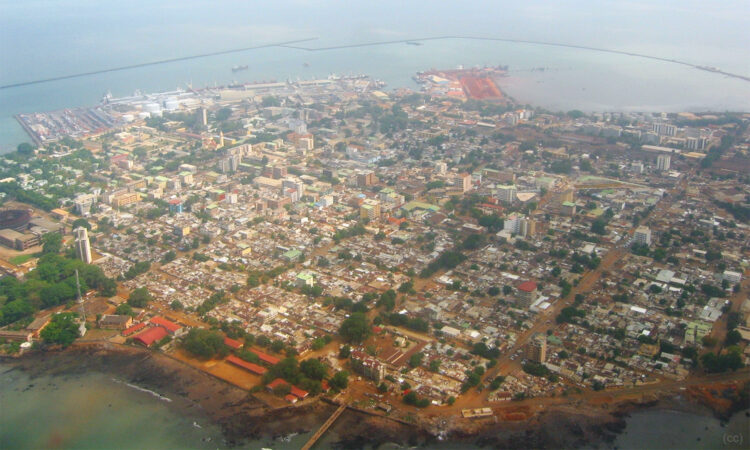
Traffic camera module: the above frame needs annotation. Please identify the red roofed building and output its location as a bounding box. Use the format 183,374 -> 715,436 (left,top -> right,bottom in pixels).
266,378 -> 289,392
290,385 -> 309,399
250,348 -> 280,366
226,355 -> 267,375
516,281 -> 538,308
224,337 -> 242,350
284,394 -> 298,403
387,216 -> 406,226
478,203 -> 504,215
122,321 -> 148,337
149,317 -> 184,336
266,378 -> 308,400
133,326 -> 169,347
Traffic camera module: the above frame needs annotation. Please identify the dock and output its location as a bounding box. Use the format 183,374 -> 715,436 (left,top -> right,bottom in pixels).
301,403 -> 348,450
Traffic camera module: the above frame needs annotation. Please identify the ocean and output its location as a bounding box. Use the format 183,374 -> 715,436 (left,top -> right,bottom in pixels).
2,362 -> 748,450
0,364 -> 227,449
1,0 -> 749,153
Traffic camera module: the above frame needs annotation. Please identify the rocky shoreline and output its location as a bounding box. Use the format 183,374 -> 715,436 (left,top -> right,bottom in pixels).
2,343 -> 745,448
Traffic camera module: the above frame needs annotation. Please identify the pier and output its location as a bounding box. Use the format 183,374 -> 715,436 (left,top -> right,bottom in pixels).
301,403 -> 348,450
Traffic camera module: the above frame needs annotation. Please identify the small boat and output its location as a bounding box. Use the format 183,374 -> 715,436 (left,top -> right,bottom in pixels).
406,41 -> 423,46
231,65 -> 249,72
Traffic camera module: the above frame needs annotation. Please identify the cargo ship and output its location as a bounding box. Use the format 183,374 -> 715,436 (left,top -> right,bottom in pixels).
231,65 -> 249,72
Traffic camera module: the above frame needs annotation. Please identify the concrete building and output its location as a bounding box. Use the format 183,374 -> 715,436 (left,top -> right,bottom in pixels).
179,172 -> 194,185
75,226 -> 92,264
350,350 -> 385,382
112,192 -> 141,208
0,228 -> 38,250
723,270 -> 742,284
98,314 -> 133,330
272,166 -> 288,179
199,107 -> 207,127
435,161 -> 447,175
504,213 -> 533,237
496,185 -> 517,203
656,154 -> 671,172
461,173 -> 473,192
517,281 -> 538,308
686,136 -> 706,151
74,194 -> 96,216
561,201 -> 577,216
653,122 -> 677,137
168,199 -> 183,214
357,171 -> 376,187
360,199 -> 381,221
634,226 -> 652,246
526,334 -> 547,363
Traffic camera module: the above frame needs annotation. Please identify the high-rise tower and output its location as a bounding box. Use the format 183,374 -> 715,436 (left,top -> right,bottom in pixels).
75,227 -> 92,264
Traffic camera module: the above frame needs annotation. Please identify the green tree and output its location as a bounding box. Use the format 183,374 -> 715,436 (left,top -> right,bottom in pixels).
339,344 -> 351,359
725,330 -> 741,346
300,359 -> 328,380
17,142 -> 34,155
330,370 -> 349,389
591,218 -> 607,235
42,232 -> 63,254
127,287 -> 152,308
161,250 -> 177,264
98,278 -> 117,297
339,312 -> 371,343
377,289 -> 397,310
71,218 -> 91,230
40,313 -> 80,347
115,303 -> 134,316
182,328 -> 228,359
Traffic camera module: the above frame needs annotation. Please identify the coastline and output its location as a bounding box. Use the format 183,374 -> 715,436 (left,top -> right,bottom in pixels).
3,343 -> 746,448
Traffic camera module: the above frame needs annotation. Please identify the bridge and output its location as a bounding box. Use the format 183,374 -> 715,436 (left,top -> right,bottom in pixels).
301,403 -> 348,450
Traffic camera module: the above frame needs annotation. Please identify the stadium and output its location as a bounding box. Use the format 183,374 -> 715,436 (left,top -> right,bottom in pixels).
0,209 -> 32,232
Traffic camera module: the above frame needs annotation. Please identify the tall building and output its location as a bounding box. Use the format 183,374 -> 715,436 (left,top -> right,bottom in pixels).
74,194 -> 96,216
504,213 -> 533,237
75,227 -> 92,264
686,137 -> 706,151
526,334 -> 547,363
496,185 -> 517,203
656,154 -> 671,172
272,166 -> 288,179
435,161 -> 447,175
516,281 -> 538,308
634,226 -> 652,246
357,172 -> 376,187
461,173 -> 472,192
652,122 -> 677,137
218,154 -> 241,173
360,199 -> 381,221
199,107 -> 207,127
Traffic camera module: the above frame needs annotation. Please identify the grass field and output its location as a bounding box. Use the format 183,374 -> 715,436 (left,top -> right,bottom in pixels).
9,254 -> 33,266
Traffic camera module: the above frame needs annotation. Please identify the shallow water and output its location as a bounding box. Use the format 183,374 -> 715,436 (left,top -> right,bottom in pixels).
0,364 -> 226,449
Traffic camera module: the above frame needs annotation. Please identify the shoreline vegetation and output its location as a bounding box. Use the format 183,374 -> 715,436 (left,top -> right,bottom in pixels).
2,343 -> 747,448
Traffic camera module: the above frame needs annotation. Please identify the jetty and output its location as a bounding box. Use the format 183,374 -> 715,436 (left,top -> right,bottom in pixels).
301,403 -> 348,450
